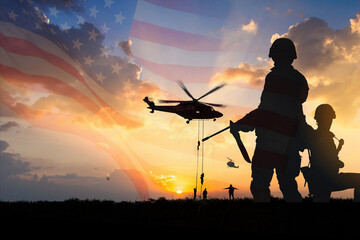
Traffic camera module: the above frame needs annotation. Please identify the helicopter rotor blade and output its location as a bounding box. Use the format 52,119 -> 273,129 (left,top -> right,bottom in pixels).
197,83 -> 226,101
200,102 -> 226,108
177,81 -> 196,101
158,100 -> 187,103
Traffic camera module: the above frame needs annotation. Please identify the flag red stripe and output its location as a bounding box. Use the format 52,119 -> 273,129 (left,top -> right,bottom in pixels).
0,64 -> 116,124
130,20 -> 228,52
0,33 -> 88,86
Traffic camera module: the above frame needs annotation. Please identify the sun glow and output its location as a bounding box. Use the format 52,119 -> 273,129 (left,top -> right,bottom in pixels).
176,190 -> 182,194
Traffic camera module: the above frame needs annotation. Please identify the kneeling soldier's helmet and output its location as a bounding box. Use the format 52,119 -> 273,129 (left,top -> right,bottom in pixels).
314,104 -> 336,121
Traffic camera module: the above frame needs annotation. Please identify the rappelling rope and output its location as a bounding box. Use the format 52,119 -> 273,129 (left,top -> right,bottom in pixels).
200,119 -> 205,198
195,119 -> 206,200
195,120 -> 200,197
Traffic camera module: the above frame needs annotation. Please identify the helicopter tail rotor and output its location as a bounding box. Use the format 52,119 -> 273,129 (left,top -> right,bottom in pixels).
143,97 -> 155,113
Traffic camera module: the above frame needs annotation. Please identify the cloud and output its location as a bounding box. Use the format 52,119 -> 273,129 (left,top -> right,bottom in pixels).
211,62 -> 268,88
118,40 -> 133,58
0,140 -> 31,178
350,12 -> 360,34
241,19 -> 258,34
33,0 -> 84,13
1,3 -> 161,129
265,6 -> 304,19
0,140 -> 142,201
0,140 -> 10,152
0,121 -> 19,131
214,12 -> 360,126
275,13 -> 360,125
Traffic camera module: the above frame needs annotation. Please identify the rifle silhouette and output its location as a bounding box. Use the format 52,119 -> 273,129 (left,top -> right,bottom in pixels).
202,125 -> 251,163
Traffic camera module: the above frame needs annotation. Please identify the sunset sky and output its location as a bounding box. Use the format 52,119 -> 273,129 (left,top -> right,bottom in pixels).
1,0 -> 360,201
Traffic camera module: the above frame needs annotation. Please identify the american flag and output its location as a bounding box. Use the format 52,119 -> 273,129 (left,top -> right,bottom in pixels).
1,0 -> 153,199
0,0 -> 274,199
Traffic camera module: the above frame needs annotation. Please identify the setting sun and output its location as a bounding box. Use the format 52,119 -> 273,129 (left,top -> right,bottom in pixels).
176,190 -> 182,194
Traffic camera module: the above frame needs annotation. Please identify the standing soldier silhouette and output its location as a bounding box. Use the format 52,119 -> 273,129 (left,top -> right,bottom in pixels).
224,184 -> 238,200
302,104 -> 360,202
230,38 -> 309,202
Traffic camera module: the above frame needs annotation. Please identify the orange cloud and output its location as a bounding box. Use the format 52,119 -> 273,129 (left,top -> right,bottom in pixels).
278,13 -> 360,125
211,62 -> 267,88
0,88 -> 151,199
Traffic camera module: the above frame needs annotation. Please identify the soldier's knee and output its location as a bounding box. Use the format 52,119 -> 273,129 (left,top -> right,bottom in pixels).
250,181 -> 271,202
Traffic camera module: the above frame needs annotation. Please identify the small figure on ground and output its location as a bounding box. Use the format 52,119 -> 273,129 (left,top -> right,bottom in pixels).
224,184 -> 238,200
203,188 -> 208,200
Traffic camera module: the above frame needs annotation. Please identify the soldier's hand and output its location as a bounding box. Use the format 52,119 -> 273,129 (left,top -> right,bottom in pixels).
229,120 -> 238,135
338,160 -> 345,168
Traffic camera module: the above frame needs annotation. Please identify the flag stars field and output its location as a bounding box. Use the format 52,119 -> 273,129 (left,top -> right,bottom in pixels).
72,38 -> 83,50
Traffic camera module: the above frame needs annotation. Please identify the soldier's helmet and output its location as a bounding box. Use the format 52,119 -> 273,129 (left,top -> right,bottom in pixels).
269,38 -> 297,60
314,104 -> 336,121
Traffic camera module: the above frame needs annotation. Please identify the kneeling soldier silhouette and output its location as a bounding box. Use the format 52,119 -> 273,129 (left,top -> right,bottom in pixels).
301,104 -> 360,202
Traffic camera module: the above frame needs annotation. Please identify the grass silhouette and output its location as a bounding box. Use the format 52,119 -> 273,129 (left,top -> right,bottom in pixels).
1,197 -> 359,236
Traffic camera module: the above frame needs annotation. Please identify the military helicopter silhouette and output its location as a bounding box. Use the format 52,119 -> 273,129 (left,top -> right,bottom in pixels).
226,157 -> 239,168
143,81 -> 225,124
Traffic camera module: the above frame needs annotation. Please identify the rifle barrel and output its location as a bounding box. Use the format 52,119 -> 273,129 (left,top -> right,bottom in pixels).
202,126 -> 229,142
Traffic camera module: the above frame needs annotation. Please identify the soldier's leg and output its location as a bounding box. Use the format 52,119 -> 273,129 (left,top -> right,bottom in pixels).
313,190 -> 331,202
250,166 -> 273,202
332,173 -> 360,202
276,169 -> 303,202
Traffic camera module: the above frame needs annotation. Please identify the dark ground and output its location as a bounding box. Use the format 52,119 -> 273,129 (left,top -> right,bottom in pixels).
1,198 -> 359,236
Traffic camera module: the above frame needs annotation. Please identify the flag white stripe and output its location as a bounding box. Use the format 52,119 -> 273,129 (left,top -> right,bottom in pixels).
133,0 -> 229,39
131,37 -> 245,68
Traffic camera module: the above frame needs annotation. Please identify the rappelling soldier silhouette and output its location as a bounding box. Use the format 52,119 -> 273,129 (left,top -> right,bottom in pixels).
230,38 -> 309,202
301,104 -> 360,202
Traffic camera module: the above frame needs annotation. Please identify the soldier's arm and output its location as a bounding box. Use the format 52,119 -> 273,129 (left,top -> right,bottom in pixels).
297,71 -> 309,104
230,109 -> 258,134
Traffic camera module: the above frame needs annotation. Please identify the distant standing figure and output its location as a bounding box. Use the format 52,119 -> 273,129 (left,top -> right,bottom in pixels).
224,184 -> 238,200
203,188 -> 208,200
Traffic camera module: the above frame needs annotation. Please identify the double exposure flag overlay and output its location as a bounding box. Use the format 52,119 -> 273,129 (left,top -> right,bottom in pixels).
3,0 -> 358,200
0,0 -> 262,200
0,0 -> 153,199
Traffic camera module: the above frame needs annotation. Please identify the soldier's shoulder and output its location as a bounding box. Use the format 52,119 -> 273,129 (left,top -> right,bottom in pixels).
293,68 -> 308,87
292,68 -> 306,79
265,70 -> 277,80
